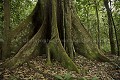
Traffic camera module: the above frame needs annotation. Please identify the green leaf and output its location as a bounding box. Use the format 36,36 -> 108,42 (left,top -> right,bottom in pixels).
64,73 -> 73,80
55,75 -> 63,80
78,77 -> 87,80
92,77 -> 99,80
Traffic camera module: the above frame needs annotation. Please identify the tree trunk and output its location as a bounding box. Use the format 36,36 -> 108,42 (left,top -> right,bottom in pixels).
117,29 -> 120,55
111,15 -> 120,56
71,9 -> 110,62
94,0 -> 100,49
2,0 -> 11,59
103,0 -> 116,54
0,39 -> 4,60
2,0 -> 111,73
64,0 -> 74,58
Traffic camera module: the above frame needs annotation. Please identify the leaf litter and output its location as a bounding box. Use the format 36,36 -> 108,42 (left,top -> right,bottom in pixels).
0,54 -> 119,80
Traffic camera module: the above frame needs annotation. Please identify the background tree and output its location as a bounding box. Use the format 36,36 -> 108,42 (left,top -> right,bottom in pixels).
94,0 -> 100,49
103,0 -> 116,55
2,0 -> 11,59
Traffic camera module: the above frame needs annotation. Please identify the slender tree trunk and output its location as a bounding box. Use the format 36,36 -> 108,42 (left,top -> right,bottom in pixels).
118,29 -> 120,55
0,0 -> 3,60
103,0 -> 116,54
86,0 -> 90,33
109,0 -> 119,56
110,12 -> 120,56
94,0 -> 100,49
2,0 -> 11,59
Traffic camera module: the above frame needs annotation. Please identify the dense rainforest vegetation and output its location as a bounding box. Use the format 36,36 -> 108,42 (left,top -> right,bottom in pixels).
0,0 -> 120,80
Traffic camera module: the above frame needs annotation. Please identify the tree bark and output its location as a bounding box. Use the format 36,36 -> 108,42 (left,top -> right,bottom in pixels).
2,0 -> 11,59
3,20 -> 47,69
64,0 -> 73,58
94,0 -> 100,49
103,0 -> 116,54
111,15 -> 120,56
117,29 -> 120,55
71,10 -> 110,62
47,0 -> 80,72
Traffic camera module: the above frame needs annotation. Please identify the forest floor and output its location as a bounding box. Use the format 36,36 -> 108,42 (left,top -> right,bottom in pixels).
0,54 -> 120,80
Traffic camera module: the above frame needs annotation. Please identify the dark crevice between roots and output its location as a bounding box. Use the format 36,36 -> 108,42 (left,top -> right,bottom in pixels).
46,0 -> 52,43
57,0 -> 65,46
32,6 -> 42,35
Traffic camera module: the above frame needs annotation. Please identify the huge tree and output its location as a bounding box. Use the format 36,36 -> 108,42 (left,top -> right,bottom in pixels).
2,0 -> 111,73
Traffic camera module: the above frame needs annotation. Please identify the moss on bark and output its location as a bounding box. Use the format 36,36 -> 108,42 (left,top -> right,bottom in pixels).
47,0 -> 80,73
71,8 -> 110,62
3,21 -> 47,69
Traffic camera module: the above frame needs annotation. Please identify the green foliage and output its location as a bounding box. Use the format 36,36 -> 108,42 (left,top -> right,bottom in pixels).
0,0 -> 36,38
92,77 -> 99,80
64,73 -> 73,80
55,75 -> 64,80
55,73 -> 73,80
78,77 -> 87,80
79,77 -> 99,80
10,0 -> 36,29
75,0 -> 120,52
